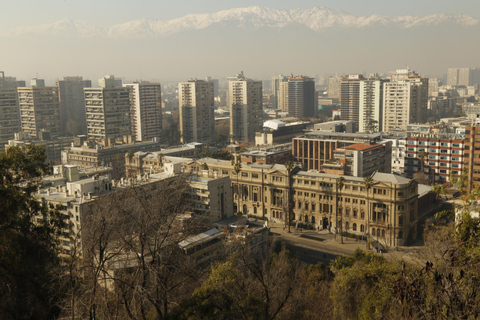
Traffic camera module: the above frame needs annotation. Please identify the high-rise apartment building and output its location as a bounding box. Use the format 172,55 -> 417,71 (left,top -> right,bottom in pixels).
178,80 -> 214,144
228,72 -> 263,143
84,75 -> 130,142
340,75 -> 363,127
328,75 -> 342,100
123,82 -> 162,142
56,76 -> 92,135
278,76 -> 316,118
0,72 -> 20,148
358,76 -> 386,132
271,75 -> 288,109
447,68 -> 480,87
383,69 -> 428,132
18,82 -> 61,138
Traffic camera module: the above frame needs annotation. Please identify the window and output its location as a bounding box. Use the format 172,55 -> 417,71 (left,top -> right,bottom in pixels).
407,141 -> 415,144
453,143 -> 460,147
361,211 -> 365,219
311,204 -> 315,211
252,173 -> 258,178
353,186 -> 358,191
353,223 -> 357,231
360,224 -> 365,232
399,216 -> 403,226
241,172 -> 248,177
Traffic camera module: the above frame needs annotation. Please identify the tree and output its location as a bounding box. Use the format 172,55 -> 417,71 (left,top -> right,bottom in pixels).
234,162 -> 242,214
431,184 -> 446,213
68,176 -> 207,320
157,152 -> 164,166
211,149 -> 234,161
176,243 -> 302,320
0,145 -> 66,319
336,176 -> 345,244
284,161 -> 295,232
417,150 -> 427,173
202,142 -> 211,158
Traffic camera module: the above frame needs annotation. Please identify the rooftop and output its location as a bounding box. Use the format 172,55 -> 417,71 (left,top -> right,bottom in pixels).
338,143 -> 383,152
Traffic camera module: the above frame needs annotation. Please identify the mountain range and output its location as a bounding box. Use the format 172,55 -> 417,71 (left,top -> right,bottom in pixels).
3,6 -> 478,39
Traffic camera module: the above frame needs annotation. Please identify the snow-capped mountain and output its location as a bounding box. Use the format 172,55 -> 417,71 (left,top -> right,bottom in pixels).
3,6 -> 478,39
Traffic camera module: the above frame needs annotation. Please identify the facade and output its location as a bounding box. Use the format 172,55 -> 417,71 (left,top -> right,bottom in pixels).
405,133 -> 464,183
0,86 -> 20,149
56,76 -> 92,135
228,72 -> 263,143
279,76 -> 316,118
383,69 -> 428,132
84,75 -> 130,142
322,142 -> 392,177
292,131 -> 383,170
178,80 -> 215,144
313,120 -> 356,133
184,160 -> 420,247
18,86 -> 61,138
124,82 -> 162,142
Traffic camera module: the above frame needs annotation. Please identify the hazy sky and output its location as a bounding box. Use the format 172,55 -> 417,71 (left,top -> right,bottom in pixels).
2,0 -> 480,27
2,0 -> 479,83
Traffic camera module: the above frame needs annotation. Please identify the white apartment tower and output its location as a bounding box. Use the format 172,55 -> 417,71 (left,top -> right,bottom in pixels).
358,76 -> 386,133
84,75 -> 130,142
383,69 -> 428,132
271,75 -> 288,109
228,72 -> 263,143
123,82 -> 162,142
178,79 -> 215,144
18,82 -> 61,138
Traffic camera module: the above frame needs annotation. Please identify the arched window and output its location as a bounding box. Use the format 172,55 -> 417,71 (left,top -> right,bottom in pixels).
345,221 -> 349,230
360,224 -> 364,232
382,229 -> 386,238
305,215 -> 309,223
311,216 -> 315,224
353,223 -> 357,231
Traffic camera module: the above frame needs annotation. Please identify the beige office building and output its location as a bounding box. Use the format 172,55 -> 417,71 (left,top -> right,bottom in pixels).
228,72 -> 263,143
18,85 -> 61,138
179,80 -> 215,144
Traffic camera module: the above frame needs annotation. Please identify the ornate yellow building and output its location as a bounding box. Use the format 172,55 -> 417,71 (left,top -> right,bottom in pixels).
184,158 -> 419,247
